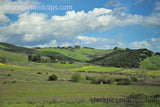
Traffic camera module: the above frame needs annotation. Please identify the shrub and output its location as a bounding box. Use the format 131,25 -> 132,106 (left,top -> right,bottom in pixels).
101,78 -> 113,84
48,74 -> 57,81
61,61 -> 66,64
12,80 -> 16,83
69,60 -> 74,64
131,76 -> 138,82
71,72 -> 82,82
85,75 -> 93,80
37,72 -> 42,75
91,77 -> 101,84
91,76 -> 113,84
117,78 -> 131,85
7,74 -> 11,76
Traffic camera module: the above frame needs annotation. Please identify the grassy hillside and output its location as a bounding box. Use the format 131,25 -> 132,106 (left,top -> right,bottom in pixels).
0,49 -> 27,65
0,42 -> 35,54
36,47 -> 113,62
140,55 -> 160,70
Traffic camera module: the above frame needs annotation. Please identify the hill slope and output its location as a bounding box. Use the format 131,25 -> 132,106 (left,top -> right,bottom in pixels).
1,42 -> 159,69
0,42 -> 113,64
89,49 -> 154,68
0,42 -> 35,54
36,47 -> 113,62
140,55 -> 160,70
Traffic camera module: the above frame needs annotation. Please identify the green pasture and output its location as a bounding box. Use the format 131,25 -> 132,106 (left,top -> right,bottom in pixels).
0,63 -> 160,107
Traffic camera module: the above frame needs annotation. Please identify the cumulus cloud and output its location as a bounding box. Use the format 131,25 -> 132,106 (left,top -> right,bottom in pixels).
130,41 -> 151,49
74,36 -> 125,49
130,37 -> 160,51
1,8 -> 146,46
144,13 -> 160,26
0,1 -> 160,49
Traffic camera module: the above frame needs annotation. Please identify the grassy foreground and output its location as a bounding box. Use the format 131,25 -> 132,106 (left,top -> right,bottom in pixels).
0,63 -> 160,107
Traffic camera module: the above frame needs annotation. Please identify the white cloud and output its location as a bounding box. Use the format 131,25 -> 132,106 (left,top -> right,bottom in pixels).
130,37 -> 160,51
74,36 -> 125,49
130,41 -> 151,49
2,8 -> 145,45
144,13 -> 160,26
0,4 -> 160,49
150,37 -> 160,50
75,36 -> 97,44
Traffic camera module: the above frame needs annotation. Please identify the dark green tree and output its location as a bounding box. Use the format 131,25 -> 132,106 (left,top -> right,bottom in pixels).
48,74 -> 57,81
74,45 -> 81,49
28,54 -> 33,61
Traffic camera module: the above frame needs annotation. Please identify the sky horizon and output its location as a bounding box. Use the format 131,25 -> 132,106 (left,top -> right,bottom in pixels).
0,0 -> 160,52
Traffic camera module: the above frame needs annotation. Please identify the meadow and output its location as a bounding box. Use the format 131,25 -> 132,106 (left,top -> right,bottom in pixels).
0,62 -> 160,107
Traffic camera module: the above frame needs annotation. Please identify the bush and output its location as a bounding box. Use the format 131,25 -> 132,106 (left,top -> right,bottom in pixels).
7,74 -> 11,76
71,72 -> 82,82
131,76 -> 138,82
101,78 -> 113,84
48,74 -> 57,81
61,61 -> 66,64
91,76 -> 113,84
85,75 -> 93,80
69,60 -> 74,64
91,77 -> 101,84
117,78 -> 131,85
37,72 -> 42,75
12,80 -> 16,83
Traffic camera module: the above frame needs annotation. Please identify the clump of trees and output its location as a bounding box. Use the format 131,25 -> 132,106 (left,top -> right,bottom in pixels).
28,54 -> 74,64
48,74 -> 57,81
74,45 -> 81,49
69,60 -> 74,64
28,54 -> 41,62
155,52 -> 160,56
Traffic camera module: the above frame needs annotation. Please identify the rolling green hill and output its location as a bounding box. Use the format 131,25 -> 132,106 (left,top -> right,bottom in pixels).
0,42 -> 35,54
140,55 -> 160,70
36,47 -> 113,62
89,48 -> 154,68
1,42 -> 160,70
0,42 -> 113,65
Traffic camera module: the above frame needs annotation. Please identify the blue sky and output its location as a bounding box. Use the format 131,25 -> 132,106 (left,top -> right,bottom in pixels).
0,0 -> 160,52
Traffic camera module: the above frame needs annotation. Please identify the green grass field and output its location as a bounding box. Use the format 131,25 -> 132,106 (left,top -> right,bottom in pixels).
0,62 -> 160,107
